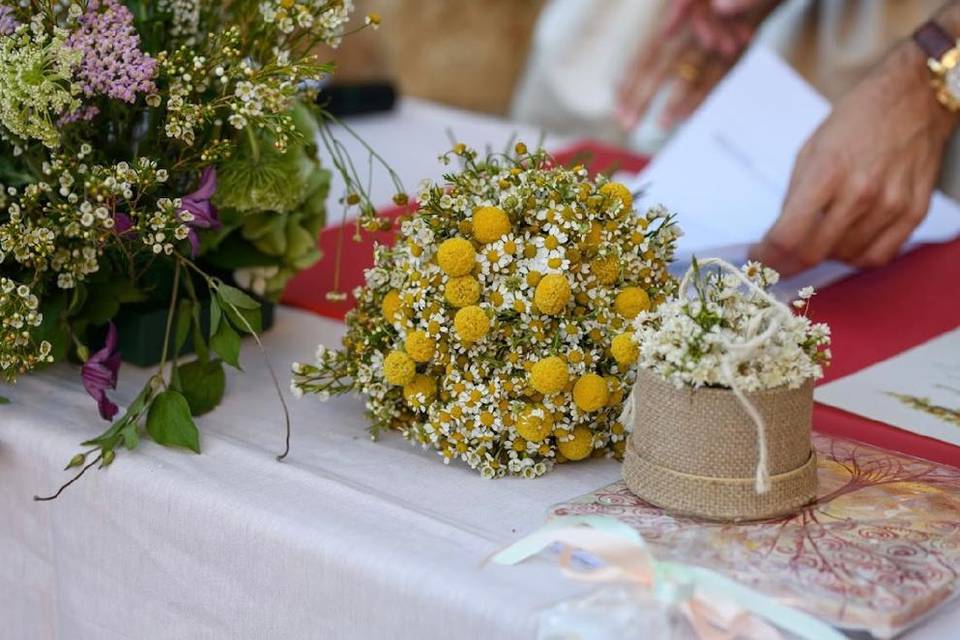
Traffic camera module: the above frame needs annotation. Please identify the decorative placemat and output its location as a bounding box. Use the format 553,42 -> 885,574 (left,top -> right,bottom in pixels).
551,434 -> 960,639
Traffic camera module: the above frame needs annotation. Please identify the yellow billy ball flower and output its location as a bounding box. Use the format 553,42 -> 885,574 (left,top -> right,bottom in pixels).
558,426 -> 594,461
599,182 -> 633,212
383,350 -> 416,386
472,206 -> 511,244
454,305 -> 490,343
614,287 -> 650,319
404,330 -> 436,363
381,289 -> 401,322
403,374 -> 437,408
444,275 -> 480,307
573,373 -> 609,412
610,333 -> 638,367
516,404 -> 554,442
533,273 -> 571,315
529,356 -> 568,395
590,255 -> 620,285
437,237 -> 476,276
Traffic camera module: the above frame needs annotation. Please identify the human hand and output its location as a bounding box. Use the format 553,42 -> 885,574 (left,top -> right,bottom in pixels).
750,42 -> 959,275
615,33 -> 736,131
616,0 -> 776,131
664,0 -> 772,56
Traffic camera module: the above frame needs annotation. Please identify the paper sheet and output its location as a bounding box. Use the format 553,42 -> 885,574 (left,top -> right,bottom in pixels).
631,47 -> 960,289
816,328 -> 960,447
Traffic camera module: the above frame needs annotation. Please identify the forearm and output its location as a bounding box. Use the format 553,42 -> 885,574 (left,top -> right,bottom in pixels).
934,1 -> 960,33
882,3 -> 960,141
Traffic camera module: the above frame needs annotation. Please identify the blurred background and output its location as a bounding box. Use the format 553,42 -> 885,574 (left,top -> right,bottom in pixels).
323,0 -> 943,152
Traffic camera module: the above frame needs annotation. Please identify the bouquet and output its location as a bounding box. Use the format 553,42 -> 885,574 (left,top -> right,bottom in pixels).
619,258 -> 831,519
292,144 -> 681,478
0,1 -> 387,496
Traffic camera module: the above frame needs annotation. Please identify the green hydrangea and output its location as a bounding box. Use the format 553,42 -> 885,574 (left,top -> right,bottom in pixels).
214,124 -> 306,214
0,23 -> 81,149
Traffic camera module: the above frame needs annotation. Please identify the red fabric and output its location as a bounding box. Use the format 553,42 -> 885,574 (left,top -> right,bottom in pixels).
282,140 -> 960,465
282,212 -> 403,320
808,238 -> 960,467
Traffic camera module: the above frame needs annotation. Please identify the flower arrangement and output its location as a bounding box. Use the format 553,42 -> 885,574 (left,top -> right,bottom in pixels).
0,1 -> 388,496
619,258 -> 831,520
292,144 -> 681,478
630,259 -> 831,392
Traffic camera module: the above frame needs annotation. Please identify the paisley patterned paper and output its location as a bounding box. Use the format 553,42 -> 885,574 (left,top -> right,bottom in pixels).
550,434 -> 960,638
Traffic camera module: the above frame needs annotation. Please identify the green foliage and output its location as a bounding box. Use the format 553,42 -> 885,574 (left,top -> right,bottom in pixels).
74,270 -> 148,329
173,299 -> 194,354
210,313 -> 241,369
146,390 -> 201,453
12,0 -> 383,498
34,292 -> 69,365
176,358 -> 226,416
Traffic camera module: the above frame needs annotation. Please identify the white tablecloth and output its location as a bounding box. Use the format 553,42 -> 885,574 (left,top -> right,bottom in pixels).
3,307 -> 960,640
2,308 -> 622,640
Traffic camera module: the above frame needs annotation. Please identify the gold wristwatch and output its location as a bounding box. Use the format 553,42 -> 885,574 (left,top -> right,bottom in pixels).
913,21 -> 960,112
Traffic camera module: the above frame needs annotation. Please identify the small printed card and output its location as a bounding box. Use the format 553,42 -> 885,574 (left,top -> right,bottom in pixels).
815,328 -> 960,447
550,434 -> 960,639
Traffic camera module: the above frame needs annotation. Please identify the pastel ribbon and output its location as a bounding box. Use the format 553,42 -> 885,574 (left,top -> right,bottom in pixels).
491,515 -> 845,640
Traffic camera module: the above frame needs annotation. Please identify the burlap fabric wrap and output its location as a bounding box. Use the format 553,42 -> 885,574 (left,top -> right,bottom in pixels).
622,368 -> 818,521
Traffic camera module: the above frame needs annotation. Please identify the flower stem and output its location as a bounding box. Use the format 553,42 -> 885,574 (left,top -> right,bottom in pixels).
158,259 -> 182,380
34,454 -> 103,501
245,124 -> 260,164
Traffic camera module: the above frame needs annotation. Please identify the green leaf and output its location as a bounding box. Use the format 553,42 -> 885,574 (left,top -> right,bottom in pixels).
80,294 -> 120,326
0,396 -> 9,405
210,319 -> 241,369
78,277 -> 147,326
67,285 -> 88,315
202,232 -> 284,270
191,304 -> 210,363
217,285 -> 262,335
121,423 -> 140,450
173,299 -> 194,353
217,284 -> 259,309
145,390 -> 201,453
177,359 -> 226,416
224,303 -> 262,335
210,297 -> 222,336
82,420 -> 125,448
35,293 -> 69,363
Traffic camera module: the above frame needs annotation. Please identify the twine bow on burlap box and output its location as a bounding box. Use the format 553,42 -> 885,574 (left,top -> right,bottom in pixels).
621,259 -> 826,522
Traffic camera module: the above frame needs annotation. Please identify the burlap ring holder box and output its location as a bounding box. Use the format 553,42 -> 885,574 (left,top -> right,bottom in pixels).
622,368 -> 818,522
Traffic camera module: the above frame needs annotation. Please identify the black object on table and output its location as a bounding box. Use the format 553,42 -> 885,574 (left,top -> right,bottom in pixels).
318,82 -> 397,117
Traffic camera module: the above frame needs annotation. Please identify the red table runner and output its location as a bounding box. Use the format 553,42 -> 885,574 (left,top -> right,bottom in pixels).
282,141 -> 960,466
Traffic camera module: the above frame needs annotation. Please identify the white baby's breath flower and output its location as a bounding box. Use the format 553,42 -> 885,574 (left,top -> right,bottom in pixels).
634,263 -> 830,392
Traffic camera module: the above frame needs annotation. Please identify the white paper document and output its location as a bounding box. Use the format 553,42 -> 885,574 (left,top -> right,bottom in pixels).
816,328 -> 960,447
630,47 -> 960,287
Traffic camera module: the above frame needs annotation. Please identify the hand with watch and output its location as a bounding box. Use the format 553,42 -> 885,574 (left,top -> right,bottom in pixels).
751,13 -> 960,275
